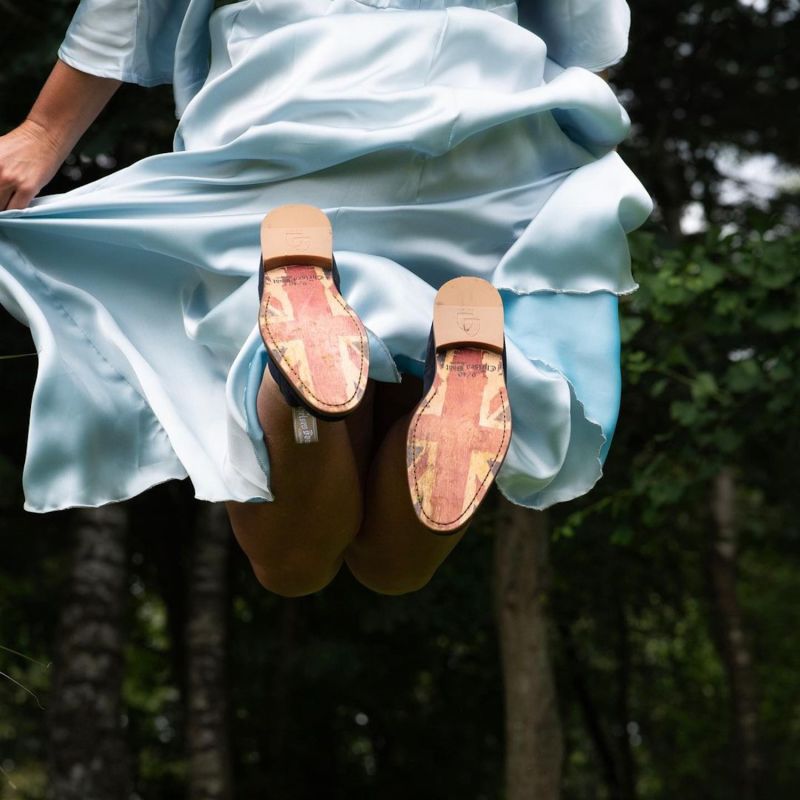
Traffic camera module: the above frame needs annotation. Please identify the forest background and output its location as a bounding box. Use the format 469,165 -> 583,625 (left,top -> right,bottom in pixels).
0,1 -> 798,799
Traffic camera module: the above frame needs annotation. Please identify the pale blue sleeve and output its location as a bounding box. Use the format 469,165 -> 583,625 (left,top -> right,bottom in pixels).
57,0 -> 193,86
521,0 -> 632,71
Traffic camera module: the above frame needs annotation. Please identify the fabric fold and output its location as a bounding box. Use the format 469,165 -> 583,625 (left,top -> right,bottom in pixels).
1,0 -> 652,513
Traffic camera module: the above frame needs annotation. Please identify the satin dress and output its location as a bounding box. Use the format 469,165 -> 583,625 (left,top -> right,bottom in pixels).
0,0 -> 652,513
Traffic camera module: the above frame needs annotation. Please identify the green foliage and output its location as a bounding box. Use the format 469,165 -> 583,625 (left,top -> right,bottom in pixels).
624,227 -> 800,467
549,224 -> 800,798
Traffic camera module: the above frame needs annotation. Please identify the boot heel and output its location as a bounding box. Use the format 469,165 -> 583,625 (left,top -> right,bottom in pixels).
433,277 -> 505,353
261,203 -> 333,269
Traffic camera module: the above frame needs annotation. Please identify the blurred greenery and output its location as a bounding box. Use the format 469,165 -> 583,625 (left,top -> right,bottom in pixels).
1,1 -> 799,799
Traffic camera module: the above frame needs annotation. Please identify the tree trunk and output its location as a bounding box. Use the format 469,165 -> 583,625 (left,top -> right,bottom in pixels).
709,468 -> 763,800
186,502 -> 233,800
493,500 -> 563,800
47,505 -> 131,800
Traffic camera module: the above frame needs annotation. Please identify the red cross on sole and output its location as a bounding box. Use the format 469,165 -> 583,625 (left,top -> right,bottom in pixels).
407,278 -> 512,534
258,205 -> 369,418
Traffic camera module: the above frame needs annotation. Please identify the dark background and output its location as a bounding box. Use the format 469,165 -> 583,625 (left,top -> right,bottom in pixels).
1,1 -> 798,799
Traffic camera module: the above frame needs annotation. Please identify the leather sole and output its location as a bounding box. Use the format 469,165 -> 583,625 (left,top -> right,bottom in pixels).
406,278 -> 512,534
258,204 -> 369,418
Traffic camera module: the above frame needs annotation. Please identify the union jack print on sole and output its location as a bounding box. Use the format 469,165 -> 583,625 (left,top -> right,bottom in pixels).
407,278 -> 512,534
258,204 -> 369,420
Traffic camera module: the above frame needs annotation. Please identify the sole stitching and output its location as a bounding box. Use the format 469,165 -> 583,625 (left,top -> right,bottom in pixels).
259,267 -> 368,410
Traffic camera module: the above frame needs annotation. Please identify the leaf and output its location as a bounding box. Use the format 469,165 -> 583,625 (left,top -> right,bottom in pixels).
691,372 -> 719,401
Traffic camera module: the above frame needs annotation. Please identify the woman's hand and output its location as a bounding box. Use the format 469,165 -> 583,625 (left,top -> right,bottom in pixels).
0,118 -> 68,211
0,60 -> 122,212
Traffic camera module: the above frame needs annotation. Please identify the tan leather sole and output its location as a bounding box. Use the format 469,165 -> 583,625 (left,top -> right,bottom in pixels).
407,278 -> 512,534
258,205 -> 369,418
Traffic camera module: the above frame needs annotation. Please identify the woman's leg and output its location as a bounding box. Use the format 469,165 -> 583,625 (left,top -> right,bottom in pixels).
226,374 -> 374,597
344,378 -> 470,595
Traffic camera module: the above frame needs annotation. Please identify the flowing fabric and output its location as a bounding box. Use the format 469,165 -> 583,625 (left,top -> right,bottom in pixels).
0,0 -> 652,513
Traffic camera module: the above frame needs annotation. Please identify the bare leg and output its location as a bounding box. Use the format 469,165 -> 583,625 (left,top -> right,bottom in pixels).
344,380 -> 470,595
226,375 -> 373,597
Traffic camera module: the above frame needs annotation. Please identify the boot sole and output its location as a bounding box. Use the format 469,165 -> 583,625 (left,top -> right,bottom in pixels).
407,277 -> 512,534
258,204 -> 369,418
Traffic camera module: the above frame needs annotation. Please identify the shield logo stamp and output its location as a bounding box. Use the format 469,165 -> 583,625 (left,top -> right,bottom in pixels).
284,229 -> 312,251
457,309 -> 481,336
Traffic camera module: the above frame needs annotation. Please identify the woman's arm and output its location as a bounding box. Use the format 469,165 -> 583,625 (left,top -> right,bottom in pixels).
0,59 -> 121,211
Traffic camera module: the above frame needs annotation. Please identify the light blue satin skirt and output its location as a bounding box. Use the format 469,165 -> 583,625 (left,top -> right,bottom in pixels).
0,0 -> 652,513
